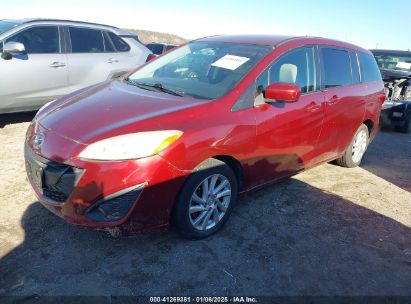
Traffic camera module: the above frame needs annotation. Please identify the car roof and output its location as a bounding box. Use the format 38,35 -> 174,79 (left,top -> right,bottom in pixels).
195,34 -> 370,53
0,19 -> 28,25
1,18 -> 118,29
196,34 -> 296,46
0,18 -> 140,36
0,19 -> 143,42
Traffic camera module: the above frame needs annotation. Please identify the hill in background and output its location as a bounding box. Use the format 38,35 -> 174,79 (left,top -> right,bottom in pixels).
126,29 -> 188,45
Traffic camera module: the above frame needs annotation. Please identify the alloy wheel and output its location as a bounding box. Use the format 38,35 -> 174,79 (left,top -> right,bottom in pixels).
352,129 -> 367,163
189,174 -> 232,231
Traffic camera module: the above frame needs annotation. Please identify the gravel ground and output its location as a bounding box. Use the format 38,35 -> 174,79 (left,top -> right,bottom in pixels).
0,112 -> 410,297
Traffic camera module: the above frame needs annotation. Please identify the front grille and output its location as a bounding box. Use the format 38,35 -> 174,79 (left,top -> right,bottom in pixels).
25,147 -> 83,203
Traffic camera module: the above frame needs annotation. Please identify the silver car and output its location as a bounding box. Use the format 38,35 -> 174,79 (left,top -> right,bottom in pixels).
0,19 -> 151,114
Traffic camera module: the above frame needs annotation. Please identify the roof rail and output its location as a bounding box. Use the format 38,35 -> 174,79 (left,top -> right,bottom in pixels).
20,18 -> 119,29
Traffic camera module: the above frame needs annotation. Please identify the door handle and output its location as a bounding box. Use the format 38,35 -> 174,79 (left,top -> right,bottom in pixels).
329,95 -> 339,104
306,102 -> 321,112
49,62 -> 66,68
107,58 -> 119,63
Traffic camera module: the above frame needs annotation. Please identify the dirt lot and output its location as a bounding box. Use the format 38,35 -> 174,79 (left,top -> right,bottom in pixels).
0,112 -> 410,297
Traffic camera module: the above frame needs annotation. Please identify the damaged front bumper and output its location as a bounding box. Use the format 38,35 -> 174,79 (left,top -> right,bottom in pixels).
24,124 -> 189,235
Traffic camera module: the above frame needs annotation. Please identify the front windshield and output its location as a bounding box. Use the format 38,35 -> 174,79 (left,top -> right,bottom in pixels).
373,52 -> 411,72
0,20 -> 18,35
127,41 -> 271,99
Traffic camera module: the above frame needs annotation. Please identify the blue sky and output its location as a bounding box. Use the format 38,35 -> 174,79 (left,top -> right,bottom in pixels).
3,0 -> 410,50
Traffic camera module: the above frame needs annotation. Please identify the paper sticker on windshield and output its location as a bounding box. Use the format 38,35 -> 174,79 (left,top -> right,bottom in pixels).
211,54 -> 250,70
396,61 -> 411,69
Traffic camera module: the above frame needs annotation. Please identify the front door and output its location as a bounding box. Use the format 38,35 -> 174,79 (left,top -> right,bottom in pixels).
0,25 -> 68,112
251,46 -> 325,185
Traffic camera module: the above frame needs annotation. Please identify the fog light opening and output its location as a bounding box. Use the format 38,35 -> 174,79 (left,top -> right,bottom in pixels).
85,184 -> 144,222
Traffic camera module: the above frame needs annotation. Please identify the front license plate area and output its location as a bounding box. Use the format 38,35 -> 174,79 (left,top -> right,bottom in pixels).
27,160 -> 44,190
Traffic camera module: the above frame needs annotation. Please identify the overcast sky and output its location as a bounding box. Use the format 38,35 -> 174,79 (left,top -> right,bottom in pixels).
3,0 -> 410,50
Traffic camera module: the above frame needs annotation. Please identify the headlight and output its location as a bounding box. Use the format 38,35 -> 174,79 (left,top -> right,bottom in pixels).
79,130 -> 183,161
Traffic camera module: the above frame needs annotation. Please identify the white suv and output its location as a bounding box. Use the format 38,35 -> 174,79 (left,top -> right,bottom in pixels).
0,19 -> 151,114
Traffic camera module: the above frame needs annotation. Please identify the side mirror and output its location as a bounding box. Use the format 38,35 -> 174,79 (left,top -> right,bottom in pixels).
2,41 -> 26,59
265,82 -> 301,103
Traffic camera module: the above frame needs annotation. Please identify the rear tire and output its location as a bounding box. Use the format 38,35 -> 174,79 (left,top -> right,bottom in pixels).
173,159 -> 238,239
336,124 -> 369,168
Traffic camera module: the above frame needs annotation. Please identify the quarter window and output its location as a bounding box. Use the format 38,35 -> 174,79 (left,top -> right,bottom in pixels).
6,26 -> 59,54
256,69 -> 269,96
69,27 -> 104,53
107,32 -> 130,52
321,48 -> 352,88
359,52 -> 382,82
232,84 -> 257,111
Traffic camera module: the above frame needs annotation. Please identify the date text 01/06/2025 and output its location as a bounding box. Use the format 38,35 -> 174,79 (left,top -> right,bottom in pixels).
149,296 -> 258,303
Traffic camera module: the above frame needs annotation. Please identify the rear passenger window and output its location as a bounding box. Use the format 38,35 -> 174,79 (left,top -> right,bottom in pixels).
69,27 -> 104,53
102,32 -> 115,52
6,26 -> 59,54
321,48 -> 352,88
359,52 -> 382,82
350,52 -> 361,83
269,47 -> 316,94
107,32 -> 130,52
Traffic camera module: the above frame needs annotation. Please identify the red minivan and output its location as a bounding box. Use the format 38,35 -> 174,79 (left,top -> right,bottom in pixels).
25,35 -> 384,239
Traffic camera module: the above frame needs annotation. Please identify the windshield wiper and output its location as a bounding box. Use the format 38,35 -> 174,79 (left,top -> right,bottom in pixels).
147,83 -> 186,97
125,79 -> 186,97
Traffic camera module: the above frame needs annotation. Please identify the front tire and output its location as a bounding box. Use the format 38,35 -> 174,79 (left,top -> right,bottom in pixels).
173,159 -> 238,239
336,124 -> 369,168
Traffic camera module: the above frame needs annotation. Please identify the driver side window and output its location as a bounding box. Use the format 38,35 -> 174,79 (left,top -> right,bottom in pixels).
256,47 -> 316,97
6,26 -> 59,54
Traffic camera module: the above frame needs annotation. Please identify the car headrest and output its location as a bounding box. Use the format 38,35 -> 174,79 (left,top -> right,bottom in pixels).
279,64 -> 297,83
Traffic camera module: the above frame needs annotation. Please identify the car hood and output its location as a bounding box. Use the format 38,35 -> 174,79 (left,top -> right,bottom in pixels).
380,68 -> 411,81
382,99 -> 411,109
37,80 -> 208,144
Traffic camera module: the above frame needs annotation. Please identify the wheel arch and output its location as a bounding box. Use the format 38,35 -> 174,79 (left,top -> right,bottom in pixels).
169,155 -> 242,236
363,119 -> 374,137
212,155 -> 244,189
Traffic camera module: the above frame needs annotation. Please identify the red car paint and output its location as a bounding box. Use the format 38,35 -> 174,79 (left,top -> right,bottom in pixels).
25,35 -> 384,235
265,83 -> 301,102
